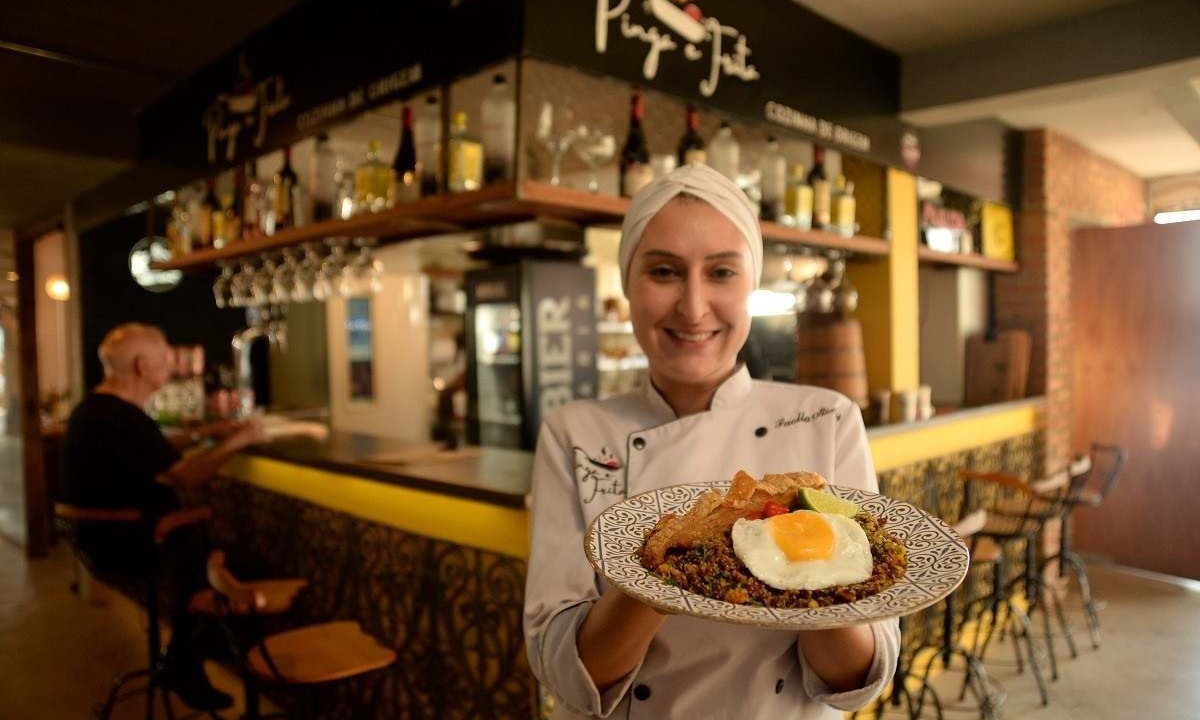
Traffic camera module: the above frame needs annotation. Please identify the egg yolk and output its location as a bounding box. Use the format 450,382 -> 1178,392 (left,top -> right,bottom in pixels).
768,510 -> 835,562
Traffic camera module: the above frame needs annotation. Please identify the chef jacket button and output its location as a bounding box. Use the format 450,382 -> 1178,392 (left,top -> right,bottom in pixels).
634,684 -> 652,701
755,426 -> 768,437
775,678 -> 784,694
632,437 -> 646,450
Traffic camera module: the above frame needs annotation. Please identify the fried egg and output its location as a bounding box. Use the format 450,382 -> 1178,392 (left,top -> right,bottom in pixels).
731,510 -> 873,591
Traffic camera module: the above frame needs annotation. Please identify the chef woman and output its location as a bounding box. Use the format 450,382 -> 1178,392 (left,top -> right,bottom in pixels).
524,163 -> 899,719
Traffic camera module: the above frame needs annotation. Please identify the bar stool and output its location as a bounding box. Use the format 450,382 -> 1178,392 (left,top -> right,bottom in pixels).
955,470 -> 1063,706
1041,444 -> 1126,650
204,551 -> 396,719
55,503 -> 217,720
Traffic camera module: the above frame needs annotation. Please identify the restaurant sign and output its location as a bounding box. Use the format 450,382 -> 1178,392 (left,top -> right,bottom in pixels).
526,0 -> 896,157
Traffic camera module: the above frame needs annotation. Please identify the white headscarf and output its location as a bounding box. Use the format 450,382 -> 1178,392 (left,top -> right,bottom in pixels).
618,162 -> 763,297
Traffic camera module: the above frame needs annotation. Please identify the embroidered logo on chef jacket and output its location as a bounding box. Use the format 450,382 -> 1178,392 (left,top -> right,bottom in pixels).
773,405 -> 840,429
573,446 -> 625,504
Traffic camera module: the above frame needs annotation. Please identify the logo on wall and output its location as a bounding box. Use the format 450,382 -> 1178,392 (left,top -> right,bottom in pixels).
203,53 -> 293,163
595,0 -> 761,97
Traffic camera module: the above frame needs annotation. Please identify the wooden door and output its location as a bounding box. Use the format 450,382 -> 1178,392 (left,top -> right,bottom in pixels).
1071,221 -> 1200,580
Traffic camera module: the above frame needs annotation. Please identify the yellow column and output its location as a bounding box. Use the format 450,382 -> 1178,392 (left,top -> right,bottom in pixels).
847,168 -> 919,395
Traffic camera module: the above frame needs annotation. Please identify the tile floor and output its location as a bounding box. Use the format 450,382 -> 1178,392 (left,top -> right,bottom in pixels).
1,538 -> 1197,719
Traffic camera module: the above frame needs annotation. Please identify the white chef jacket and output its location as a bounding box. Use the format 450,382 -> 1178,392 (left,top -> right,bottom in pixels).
524,366 -> 900,720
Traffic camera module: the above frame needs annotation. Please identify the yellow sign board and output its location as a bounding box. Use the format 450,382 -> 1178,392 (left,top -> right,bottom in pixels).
981,202 -> 1015,261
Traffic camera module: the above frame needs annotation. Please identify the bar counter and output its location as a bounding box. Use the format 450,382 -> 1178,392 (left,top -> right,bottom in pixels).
202,397 -> 1044,719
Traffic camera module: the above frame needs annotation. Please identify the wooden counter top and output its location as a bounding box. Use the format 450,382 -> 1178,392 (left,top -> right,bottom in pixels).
244,431 -> 532,509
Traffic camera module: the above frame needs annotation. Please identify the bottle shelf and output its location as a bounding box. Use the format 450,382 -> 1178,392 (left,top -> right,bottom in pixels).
597,355 -> 648,372
151,180 -> 891,271
917,246 -> 1018,273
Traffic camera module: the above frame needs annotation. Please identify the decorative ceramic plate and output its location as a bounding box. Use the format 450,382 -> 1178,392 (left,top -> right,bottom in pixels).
584,482 -> 969,630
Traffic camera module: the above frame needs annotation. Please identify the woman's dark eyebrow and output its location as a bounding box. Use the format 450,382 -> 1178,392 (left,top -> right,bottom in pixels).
639,250 -> 745,262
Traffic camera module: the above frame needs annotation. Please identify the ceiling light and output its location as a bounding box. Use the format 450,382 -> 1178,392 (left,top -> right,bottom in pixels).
44,274 -> 70,301
1153,209 -> 1200,224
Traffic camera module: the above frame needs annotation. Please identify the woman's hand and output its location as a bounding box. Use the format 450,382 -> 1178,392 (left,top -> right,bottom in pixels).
797,624 -> 876,692
577,588 -> 668,690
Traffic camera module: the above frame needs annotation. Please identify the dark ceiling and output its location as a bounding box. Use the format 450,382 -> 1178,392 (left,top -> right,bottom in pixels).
0,0 -> 301,230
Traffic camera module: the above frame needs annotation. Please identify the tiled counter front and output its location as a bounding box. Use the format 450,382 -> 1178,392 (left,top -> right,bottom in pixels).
202,476 -> 536,720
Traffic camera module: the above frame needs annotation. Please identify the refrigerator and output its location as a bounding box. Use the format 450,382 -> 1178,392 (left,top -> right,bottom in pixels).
465,261 -> 597,450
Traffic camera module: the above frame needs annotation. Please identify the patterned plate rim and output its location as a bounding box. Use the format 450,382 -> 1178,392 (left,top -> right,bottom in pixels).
583,481 -> 970,630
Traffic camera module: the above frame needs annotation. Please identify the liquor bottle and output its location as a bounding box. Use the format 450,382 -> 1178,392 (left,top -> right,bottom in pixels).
354,140 -> 392,213
391,105 -> 419,204
620,91 -> 653,197
269,145 -> 298,234
310,133 -> 337,220
832,175 -> 857,237
447,112 -> 483,193
708,121 -> 740,182
219,192 -> 240,247
416,94 -> 442,195
759,136 -> 787,222
197,179 -> 219,248
480,73 -> 516,184
784,164 -> 813,230
676,104 -> 706,167
808,145 -> 831,229
242,160 -> 264,239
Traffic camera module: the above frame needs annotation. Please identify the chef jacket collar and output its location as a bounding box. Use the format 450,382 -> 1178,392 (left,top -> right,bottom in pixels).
639,364 -> 754,422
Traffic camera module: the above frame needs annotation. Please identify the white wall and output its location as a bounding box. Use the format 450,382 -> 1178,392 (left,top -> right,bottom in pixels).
326,242 -> 431,440
919,266 -> 987,407
34,231 -> 71,411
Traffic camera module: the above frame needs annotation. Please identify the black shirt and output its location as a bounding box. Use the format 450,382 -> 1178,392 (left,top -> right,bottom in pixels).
61,393 -> 181,518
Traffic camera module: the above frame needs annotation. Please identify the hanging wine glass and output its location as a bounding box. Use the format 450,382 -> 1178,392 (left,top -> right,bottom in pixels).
572,122 -> 616,193
212,262 -> 235,308
230,260 -> 256,308
313,237 -> 350,301
340,238 -> 385,297
534,101 -> 578,187
252,256 -> 277,308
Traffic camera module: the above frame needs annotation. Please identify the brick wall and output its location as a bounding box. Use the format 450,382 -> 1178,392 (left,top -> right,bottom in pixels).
1000,129 -> 1145,472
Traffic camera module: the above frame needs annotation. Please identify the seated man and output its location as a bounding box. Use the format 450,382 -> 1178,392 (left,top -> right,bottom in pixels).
62,323 -> 267,710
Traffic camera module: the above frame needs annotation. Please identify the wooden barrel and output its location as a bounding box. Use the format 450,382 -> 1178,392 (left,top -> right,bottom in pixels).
794,317 -> 869,409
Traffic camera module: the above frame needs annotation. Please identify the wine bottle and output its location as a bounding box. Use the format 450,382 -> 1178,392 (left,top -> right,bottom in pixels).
759,136 -> 787,222
708,121 -> 740,182
808,145 -> 831,230
676,104 -> 706,167
447,112 -> 483,193
784,164 -> 813,230
270,145 -> 298,233
620,91 -> 653,197
481,73 -> 516,184
392,105 -> 419,204
243,160 -> 264,239
310,133 -> 337,220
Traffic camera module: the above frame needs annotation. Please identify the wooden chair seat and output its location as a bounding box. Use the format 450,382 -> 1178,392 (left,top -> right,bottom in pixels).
247,621 -> 396,685
189,578 -> 308,616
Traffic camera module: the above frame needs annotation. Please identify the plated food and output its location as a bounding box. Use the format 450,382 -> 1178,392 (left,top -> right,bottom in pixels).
584,477 -> 969,630
638,471 -> 907,608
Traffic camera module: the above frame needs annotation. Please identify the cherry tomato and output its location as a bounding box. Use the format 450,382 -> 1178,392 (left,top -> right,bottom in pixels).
762,501 -> 790,518
745,510 -> 764,521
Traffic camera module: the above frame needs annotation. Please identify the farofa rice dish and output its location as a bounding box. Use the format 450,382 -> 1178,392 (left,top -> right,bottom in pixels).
642,510 -> 908,608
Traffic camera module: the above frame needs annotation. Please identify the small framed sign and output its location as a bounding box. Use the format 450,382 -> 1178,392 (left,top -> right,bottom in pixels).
981,202 -> 1015,262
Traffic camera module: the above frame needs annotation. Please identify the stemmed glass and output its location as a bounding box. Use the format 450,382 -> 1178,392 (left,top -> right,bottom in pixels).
572,122 -> 616,193
252,257 -> 277,308
534,101 -> 578,187
271,249 -> 300,304
312,238 -> 351,301
230,260 -> 257,308
212,262 -> 235,308
340,238 -> 385,297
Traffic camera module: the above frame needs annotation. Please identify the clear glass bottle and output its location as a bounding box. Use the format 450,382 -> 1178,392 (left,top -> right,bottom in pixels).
268,145 -> 298,234
784,164 -> 813,230
447,112 -> 483,193
354,140 -> 393,213
708,121 -> 740,182
242,160 -> 264,239
480,73 -> 516,184
832,175 -> 857,237
759,136 -> 787,222
416,94 -> 442,195
309,133 -> 337,220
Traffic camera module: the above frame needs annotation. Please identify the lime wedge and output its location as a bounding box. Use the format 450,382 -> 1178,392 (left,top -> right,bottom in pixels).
797,487 -> 860,516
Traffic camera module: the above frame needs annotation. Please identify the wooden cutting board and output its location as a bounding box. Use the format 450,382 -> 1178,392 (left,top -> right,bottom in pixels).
963,330 -> 1031,406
